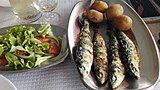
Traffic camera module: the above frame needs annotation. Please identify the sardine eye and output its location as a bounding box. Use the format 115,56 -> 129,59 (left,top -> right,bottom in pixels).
79,66 -> 86,75
79,46 -> 82,50
111,75 -> 117,83
97,73 -> 103,79
82,66 -> 85,70
80,66 -> 85,71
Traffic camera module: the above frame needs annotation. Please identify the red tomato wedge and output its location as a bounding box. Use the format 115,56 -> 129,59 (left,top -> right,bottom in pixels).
0,57 -> 7,66
36,36 -> 60,55
50,43 -> 60,56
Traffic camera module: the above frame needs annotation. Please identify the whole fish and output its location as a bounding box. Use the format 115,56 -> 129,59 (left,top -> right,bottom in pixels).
114,30 -> 140,79
108,30 -> 125,89
93,31 -> 108,85
76,19 -> 93,78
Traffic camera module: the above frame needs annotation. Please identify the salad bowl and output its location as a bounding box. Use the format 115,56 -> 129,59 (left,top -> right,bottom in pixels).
0,24 -> 68,73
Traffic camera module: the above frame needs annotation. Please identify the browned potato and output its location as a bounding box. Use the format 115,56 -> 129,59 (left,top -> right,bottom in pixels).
91,1 -> 108,13
112,15 -> 132,31
87,9 -> 104,23
106,4 -> 124,20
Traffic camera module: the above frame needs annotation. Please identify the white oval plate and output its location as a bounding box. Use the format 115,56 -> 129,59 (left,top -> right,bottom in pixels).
0,0 -> 10,7
0,75 -> 17,90
68,0 -> 160,89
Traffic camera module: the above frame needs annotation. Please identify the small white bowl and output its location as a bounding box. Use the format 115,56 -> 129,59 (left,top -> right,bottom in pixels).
0,0 -> 10,7
0,75 -> 17,90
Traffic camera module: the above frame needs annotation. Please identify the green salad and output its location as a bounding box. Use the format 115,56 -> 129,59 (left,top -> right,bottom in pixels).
0,24 -> 61,70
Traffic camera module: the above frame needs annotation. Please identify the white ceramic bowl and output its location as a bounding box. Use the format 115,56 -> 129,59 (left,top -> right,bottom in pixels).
0,75 -> 17,90
0,0 -> 10,7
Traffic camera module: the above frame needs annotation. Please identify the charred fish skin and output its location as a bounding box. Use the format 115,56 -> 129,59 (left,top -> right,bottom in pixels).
108,31 -> 125,89
76,19 -> 93,78
114,30 -> 140,79
93,31 -> 108,85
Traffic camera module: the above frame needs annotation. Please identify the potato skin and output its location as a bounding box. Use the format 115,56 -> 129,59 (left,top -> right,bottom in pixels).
91,1 -> 108,13
112,15 -> 132,31
87,9 -> 104,23
106,4 -> 124,20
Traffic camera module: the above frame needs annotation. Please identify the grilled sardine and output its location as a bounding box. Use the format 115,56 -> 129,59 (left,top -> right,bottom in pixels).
114,30 -> 140,79
76,19 -> 93,78
93,31 -> 108,85
108,30 -> 125,89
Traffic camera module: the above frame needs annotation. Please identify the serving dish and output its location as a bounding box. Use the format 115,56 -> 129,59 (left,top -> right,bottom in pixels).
0,24 -> 68,73
67,0 -> 160,89
0,75 -> 17,90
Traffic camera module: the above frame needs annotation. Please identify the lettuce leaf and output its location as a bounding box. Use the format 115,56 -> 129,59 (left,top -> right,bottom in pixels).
5,52 -> 23,70
35,56 -> 52,67
34,45 -> 45,55
38,24 -> 52,37
25,53 -> 36,68
0,44 -> 4,56
8,34 -> 16,45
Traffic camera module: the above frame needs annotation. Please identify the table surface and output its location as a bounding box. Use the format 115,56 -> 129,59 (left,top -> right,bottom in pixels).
0,0 -> 160,90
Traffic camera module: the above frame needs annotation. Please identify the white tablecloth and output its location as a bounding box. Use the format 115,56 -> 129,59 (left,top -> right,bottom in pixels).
0,0 -> 160,90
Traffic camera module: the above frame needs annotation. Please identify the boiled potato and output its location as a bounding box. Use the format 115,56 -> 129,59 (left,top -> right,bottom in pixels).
91,1 -> 108,13
106,4 -> 124,20
112,15 -> 132,31
87,9 -> 104,23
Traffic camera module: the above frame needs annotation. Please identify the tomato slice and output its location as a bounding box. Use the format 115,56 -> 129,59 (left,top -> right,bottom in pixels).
0,57 -> 7,66
50,43 -> 60,56
36,36 -> 51,43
